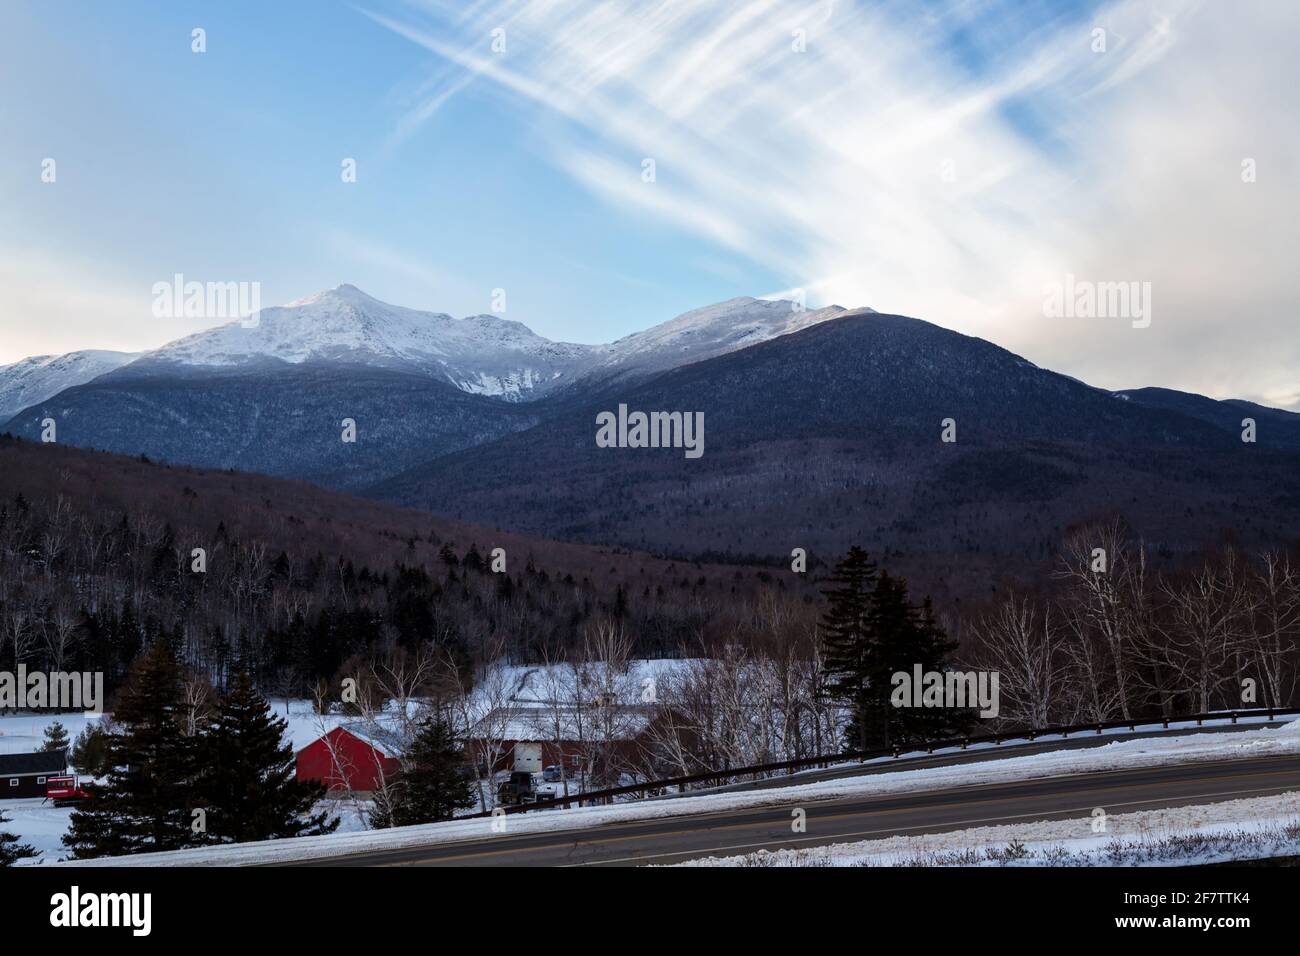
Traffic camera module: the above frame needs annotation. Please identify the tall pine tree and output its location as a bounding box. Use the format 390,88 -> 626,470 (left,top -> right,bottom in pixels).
195,671 -> 338,843
822,550 -> 971,751
63,640 -> 199,859
372,713 -> 475,828
42,720 -> 70,752
820,546 -> 879,752
69,722 -> 112,777
894,595 -> 972,743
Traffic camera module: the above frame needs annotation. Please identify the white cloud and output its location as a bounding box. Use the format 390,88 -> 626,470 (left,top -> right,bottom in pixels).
365,0 -> 1299,409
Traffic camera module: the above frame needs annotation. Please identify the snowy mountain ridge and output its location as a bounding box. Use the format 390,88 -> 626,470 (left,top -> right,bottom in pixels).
131,284 -> 597,400
0,349 -> 142,421
1,285 -> 862,407
586,296 -> 860,381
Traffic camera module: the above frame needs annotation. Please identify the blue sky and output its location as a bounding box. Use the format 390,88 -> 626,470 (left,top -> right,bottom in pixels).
3,1 -> 1297,409
3,0 -> 794,349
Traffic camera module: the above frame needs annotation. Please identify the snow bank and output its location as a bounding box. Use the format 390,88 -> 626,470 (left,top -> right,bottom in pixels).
675,791 -> 1300,867
54,715 -> 1300,867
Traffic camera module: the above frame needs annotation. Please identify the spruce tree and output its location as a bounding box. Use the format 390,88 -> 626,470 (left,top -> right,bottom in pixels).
42,720 -> 70,752
376,713 -> 475,828
864,573 -> 971,747
69,722 -> 112,777
63,640 -> 199,859
819,546 -> 879,752
821,549 -> 971,751
900,596 -> 972,742
196,671 -> 337,843
0,811 -> 37,866
862,572 -> 921,747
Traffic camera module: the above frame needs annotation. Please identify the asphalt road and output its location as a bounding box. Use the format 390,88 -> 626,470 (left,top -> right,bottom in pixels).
687,720 -> 1292,796
300,753 -> 1300,867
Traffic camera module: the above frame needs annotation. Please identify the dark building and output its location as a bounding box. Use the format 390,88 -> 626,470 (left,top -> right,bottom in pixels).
0,749 -> 67,798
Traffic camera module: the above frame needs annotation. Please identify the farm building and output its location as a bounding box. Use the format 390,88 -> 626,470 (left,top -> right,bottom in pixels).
460,661 -> 697,781
465,704 -> 659,776
295,723 -> 402,794
0,749 -> 67,798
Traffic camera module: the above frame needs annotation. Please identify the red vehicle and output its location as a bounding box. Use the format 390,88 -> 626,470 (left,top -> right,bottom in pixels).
45,775 -> 93,807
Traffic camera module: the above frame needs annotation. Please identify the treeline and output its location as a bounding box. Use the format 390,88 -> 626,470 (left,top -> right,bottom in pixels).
0,487 -> 738,704
2,461 -> 1297,765
971,521 -> 1300,727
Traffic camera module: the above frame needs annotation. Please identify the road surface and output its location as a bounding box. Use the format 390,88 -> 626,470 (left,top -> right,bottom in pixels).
687,720 -> 1291,796
297,753 -> 1300,867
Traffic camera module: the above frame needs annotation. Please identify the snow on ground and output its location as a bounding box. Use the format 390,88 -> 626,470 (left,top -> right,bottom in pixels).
56,715 -> 1300,867
0,711 -> 92,755
0,699 -> 346,756
758,712 -> 1294,787
674,791 -> 1300,867
0,701 -> 357,865
1,799 -> 74,865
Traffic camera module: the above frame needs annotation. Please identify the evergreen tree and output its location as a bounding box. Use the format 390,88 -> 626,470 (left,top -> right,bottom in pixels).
196,671 -> 337,843
69,722 -> 112,777
42,720 -> 70,752
822,550 -> 971,751
891,596 -> 972,743
819,546 -> 879,752
63,641 -> 199,859
373,713 -> 475,828
860,572 -> 922,747
861,571 -> 973,747
0,811 -> 37,866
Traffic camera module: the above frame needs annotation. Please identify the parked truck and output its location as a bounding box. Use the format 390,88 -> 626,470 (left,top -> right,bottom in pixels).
496,770 -> 539,806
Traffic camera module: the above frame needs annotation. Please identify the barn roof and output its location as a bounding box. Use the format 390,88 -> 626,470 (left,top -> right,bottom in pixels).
338,721 -> 407,758
0,749 -> 67,775
467,704 -> 656,742
296,721 -> 407,758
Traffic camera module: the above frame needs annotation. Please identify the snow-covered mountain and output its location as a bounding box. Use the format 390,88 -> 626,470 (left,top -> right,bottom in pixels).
0,349 -> 141,421
0,286 -> 865,489
127,284 -> 598,401
590,296 -> 857,382
132,285 -> 862,396
2,286 -> 861,413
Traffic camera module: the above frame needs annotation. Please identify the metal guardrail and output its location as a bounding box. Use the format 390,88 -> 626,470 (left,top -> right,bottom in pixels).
468,706 -> 1300,818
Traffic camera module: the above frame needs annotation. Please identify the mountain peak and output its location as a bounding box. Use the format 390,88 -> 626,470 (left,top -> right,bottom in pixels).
590,295 -> 855,379
1,288 -> 881,415
285,283 -> 380,308
120,286 -> 597,401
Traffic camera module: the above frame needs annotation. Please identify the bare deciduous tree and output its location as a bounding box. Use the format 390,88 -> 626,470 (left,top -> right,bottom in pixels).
972,594 -> 1066,730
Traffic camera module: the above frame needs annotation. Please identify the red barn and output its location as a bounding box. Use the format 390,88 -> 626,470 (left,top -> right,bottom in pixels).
296,724 -> 401,794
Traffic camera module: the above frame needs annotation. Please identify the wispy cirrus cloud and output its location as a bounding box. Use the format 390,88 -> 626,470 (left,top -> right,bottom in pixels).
361,0 -> 1300,409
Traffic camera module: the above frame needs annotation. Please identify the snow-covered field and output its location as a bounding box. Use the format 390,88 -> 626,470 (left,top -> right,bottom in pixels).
0,699 -> 351,758
1,701 -> 360,865
1,799 -> 74,863
47,714 -> 1300,867
676,791 -> 1300,867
